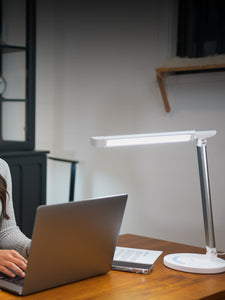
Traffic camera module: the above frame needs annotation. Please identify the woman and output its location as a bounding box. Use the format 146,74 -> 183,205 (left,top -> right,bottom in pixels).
0,158 -> 31,278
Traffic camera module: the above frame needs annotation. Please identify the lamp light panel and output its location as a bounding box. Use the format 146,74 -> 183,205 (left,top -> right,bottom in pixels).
90,130 -> 217,148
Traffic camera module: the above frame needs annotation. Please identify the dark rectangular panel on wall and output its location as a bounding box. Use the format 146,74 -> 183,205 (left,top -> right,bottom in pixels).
177,0 -> 225,57
0,150 -> 49,238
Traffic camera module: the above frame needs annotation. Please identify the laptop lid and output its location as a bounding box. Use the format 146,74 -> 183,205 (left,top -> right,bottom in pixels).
0,194 -> 127,296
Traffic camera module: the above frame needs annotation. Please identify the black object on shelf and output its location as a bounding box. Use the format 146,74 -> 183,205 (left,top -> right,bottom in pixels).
177,0 -> 225,58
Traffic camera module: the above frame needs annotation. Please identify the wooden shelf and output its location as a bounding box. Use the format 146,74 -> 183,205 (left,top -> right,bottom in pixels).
156,56 -> 225,112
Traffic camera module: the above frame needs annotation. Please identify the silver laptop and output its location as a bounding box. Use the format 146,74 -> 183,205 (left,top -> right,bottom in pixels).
0,194 -> 127,296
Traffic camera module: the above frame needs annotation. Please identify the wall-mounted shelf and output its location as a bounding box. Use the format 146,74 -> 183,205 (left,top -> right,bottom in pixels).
156,55 -> 225,112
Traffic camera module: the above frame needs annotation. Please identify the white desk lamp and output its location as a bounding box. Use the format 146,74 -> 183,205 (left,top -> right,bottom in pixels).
91,130 -> 225,274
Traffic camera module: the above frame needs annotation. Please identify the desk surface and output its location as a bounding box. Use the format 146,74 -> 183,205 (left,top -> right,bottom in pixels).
1,234 -> 225,299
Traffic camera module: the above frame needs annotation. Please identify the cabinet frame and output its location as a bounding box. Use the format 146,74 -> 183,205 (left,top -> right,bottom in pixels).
0,0 -> 36,151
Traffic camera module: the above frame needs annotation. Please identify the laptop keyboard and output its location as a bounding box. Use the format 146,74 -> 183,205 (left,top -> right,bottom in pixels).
0,273 -> 24,286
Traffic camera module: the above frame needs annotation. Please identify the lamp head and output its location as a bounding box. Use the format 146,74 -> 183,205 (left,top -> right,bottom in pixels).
90,130 -> 217,148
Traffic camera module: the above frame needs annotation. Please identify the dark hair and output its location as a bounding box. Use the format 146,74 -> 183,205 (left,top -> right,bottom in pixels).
0,174 -> 9,219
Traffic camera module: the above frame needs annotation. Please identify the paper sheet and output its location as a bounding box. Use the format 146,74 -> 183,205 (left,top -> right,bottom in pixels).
113,246 -> 162,264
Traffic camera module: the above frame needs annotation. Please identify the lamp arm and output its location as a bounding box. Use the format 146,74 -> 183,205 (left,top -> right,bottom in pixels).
197,138 -> 217,257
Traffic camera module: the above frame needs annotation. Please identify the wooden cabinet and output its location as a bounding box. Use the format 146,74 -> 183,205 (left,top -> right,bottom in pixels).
0,0 -> 49,238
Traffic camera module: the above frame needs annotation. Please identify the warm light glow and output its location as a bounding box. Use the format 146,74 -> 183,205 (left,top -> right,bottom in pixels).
90,130 -> 217,148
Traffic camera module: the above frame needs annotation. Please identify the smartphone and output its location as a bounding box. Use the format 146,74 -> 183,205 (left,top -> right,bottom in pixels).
111,260 -> 153,274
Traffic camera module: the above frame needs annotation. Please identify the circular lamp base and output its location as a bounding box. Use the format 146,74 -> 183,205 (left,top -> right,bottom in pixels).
164,253 -> 225,274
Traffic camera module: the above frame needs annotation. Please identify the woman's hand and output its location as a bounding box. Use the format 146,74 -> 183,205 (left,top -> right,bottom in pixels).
0,250 -> 28,278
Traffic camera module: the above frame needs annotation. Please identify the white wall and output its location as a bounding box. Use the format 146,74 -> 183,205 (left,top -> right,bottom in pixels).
36,0 -> 225,251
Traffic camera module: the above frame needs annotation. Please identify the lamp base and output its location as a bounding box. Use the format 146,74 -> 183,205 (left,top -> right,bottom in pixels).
164,253 -> 225,274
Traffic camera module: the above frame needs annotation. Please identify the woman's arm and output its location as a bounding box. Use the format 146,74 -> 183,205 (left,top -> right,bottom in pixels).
0,159 -> 31,258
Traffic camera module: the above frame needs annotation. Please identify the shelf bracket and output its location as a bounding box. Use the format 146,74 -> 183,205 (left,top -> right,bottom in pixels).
156,71 -> 170,112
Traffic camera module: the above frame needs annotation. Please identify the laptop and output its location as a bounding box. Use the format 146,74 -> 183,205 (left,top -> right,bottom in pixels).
0,194 -> 127,296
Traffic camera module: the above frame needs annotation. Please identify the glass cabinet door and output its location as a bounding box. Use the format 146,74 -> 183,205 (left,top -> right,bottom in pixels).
0,0 -> 35,150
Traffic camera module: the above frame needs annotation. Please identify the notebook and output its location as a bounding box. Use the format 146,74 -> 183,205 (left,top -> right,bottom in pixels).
0,194 -> 127,296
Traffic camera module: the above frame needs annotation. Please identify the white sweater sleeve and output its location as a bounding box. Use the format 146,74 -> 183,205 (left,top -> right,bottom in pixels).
0,159 -> 31,258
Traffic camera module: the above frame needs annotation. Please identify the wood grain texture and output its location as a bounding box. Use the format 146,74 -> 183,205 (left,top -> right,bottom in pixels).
1,234 -> 225,299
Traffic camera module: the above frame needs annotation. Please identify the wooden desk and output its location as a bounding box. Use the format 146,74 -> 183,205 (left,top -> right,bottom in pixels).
1,234 -> 225,299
